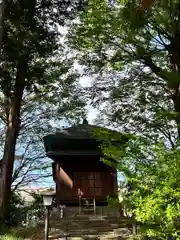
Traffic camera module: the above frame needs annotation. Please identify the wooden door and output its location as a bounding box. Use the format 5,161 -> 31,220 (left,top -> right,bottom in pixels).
88,172 -> 102,197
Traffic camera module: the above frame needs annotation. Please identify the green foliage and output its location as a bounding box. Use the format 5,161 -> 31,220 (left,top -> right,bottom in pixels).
70,0 -> 180,143
27,192 -> 44,219
1,234 -> 21,240
1,225 -> 44,240
0,0 -> 87,191
95,130 -> 180,237
5,192 -> 25,228
1,0 -> 87,94
131,144 -> 180,238
70,0 -> 180,238
0,0 -> 87,231
0,0 -> 87,129
106,194 -> 119,208
3,192 -> 46,230
29,192 -> 43,210
104,136 -> 180,238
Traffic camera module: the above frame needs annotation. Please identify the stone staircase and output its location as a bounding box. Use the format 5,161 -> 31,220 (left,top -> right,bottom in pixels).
48,214 -> 132,240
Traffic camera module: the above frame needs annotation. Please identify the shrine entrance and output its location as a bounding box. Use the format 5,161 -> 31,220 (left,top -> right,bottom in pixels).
78,172 -> 102,197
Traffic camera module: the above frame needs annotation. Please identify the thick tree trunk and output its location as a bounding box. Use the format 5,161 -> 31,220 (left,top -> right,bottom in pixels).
0,56 -> 27,228
172,86 -> 180,139
0,0 -> 6,45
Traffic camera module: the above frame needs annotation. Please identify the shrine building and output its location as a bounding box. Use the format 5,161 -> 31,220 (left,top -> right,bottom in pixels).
43,121 -> 127,213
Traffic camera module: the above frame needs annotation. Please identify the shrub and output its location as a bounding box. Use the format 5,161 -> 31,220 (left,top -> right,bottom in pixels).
5,192 -> 26,228
1,233 -> 21,240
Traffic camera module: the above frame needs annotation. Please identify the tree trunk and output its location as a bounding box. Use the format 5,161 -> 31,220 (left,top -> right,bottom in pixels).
172,85 -> 180,139
0,56 -> 27,228
0,0 -> 6,45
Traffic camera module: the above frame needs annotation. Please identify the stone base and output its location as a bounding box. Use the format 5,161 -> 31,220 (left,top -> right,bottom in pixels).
51,206 -> 120,219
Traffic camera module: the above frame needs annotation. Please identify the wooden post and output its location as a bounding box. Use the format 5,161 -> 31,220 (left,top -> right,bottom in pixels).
93,197 -> 96,215
79,195 -> 81,215
44,206 -> 50,240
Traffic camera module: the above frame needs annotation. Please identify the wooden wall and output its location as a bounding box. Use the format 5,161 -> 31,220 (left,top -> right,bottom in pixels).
54,155 -> 117,205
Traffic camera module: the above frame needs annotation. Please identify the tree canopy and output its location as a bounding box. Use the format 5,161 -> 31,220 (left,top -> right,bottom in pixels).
70,0 -> 180,145
68,1 -> 180,238
0,0 -> 87,227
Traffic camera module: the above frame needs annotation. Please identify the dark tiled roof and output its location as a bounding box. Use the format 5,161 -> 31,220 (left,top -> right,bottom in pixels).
56,124 -> 102,139
43,123 -> 129,155
45,123 -> 122,140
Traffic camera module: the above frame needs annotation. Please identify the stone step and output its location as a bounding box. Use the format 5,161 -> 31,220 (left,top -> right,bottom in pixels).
49,233 -> 114,239
50,224 -> 120,229
69,222 -> 117,226
68,227 -> 114,232
49,233 -> 129,240
49,226 -> 130,236
49,236 -> 122,240
48,232 -> 130,239
51,227 -> 116,234
51,223 -> 121,229
50,218 -> 127,225
67,225 -> 113,229
50,221 -> 127,231
50,219 -> 121,224
48,217 -> 131,240
50,215 -> 120,220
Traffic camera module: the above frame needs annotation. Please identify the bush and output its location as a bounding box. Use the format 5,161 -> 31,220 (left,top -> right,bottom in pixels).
104,136 -> 180,239
122,139 -> 180,239
1,233 -> 21,240
27,192 -> 44,219
5,192 -> 26,228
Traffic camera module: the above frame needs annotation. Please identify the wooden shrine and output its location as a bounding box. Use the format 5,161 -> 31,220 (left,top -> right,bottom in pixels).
43,121 -> 127,207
